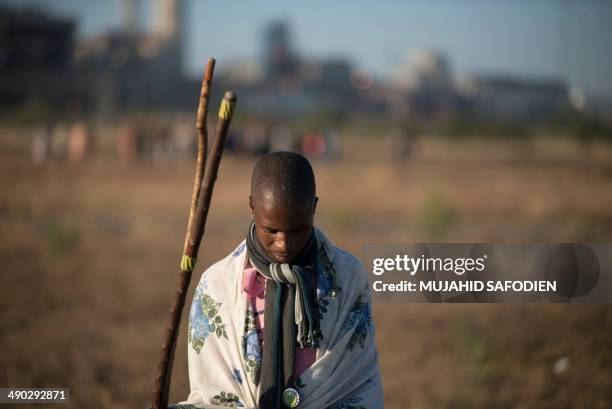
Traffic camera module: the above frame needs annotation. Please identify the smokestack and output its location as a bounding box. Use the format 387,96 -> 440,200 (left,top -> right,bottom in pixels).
153,0 -> 181,41
120,0 -> 138,33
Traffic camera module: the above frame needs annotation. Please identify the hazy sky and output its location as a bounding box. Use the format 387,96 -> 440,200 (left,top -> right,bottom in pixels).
4,0 -> 612,98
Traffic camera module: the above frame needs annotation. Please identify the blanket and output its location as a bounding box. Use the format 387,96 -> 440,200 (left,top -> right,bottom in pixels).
178,228 -> 383,409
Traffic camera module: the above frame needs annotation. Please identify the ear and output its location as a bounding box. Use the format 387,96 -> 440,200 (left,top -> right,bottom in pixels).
249,195 -> 255,217
313,196 -> 319,214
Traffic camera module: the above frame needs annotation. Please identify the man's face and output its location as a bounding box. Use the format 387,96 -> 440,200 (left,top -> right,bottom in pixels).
250,196 -> 317,264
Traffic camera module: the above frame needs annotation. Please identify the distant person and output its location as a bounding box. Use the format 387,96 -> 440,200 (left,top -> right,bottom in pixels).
181,152 -> 383,409
117,122 -> 140,162
242,123 -> 270,156
384,127 -> 417,161
269,125 -> 297,153
31,123 -> 51,164
50,122 -> 69,160
172,119 -> 197,159
152,122 -> 172,164
300,130 -> 326,159
322,129 -> 341,160
68,121 -> 91,163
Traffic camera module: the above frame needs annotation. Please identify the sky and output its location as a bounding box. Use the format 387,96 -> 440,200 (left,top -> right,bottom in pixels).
4,0 -> 612,98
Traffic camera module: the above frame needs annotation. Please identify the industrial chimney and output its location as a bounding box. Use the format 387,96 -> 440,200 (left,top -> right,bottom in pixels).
152,0 -> 181,42
119,0 -> 138,33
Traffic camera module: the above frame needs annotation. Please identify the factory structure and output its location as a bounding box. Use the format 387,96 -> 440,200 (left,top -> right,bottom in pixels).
0,0 -> 587,122
0,0 -> 197,117
386,50 -> 571,120
0,5 -> 76,110
74,0 -> 195,115
219,19 -> 380,118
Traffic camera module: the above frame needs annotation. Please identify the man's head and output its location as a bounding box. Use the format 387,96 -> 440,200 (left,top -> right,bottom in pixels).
249,151 -> 318,263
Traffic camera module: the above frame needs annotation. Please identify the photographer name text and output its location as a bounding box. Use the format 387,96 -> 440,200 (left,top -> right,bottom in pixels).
371,254 -> 556,293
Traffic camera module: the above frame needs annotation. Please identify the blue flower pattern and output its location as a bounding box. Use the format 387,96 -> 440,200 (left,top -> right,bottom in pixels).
233,242 -> 246,257
245,330 -> 261,363
188,283 -> 228,353
316,243 -> 342,320
342,293 -> 373,351
242,307 -> 261,384
232,368 -> 243,385
316,261 -> 332,299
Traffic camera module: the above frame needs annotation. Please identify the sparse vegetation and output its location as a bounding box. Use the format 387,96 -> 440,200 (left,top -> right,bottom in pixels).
417,188 -> 458,239
1,132 -> 612,408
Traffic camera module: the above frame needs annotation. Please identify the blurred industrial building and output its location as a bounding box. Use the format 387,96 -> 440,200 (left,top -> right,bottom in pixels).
1,0 -> 610,123
0,5 -> 76,109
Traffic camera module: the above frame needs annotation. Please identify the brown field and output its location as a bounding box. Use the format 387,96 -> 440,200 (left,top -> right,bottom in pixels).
1,131 -> 612,409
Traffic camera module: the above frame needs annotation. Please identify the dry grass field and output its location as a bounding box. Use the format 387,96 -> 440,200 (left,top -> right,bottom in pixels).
1,129 -> 612,408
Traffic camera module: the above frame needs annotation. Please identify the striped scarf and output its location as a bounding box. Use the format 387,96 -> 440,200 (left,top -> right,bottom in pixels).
245,222 -> 321,409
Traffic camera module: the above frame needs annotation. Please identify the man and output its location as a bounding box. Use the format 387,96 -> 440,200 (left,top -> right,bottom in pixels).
180,152 -> 383,409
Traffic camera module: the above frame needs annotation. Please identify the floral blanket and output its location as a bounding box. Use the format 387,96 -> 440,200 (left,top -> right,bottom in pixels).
178,229 -> 383,409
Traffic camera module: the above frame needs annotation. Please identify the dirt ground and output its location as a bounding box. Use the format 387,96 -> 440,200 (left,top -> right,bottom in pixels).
1,132 -> 612,409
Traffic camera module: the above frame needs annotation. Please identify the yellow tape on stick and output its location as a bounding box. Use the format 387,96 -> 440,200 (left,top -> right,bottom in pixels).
181,254 -> 196,272
218,98 -> 235,120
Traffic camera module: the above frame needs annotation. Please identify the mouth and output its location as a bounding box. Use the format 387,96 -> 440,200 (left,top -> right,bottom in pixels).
272,252 -> 295,262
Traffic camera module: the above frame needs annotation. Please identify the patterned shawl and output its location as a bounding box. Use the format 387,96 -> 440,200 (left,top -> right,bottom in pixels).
178,228 -> 383,409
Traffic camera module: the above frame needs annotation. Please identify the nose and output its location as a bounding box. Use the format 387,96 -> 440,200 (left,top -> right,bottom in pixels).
275,232 -> 293,253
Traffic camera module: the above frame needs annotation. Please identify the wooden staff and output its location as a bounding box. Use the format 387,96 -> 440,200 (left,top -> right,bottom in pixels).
152,58 -> 238,409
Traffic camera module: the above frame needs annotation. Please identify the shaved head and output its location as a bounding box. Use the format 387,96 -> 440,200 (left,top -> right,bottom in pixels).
249,151 -> 317,263
250,151 -> 316,208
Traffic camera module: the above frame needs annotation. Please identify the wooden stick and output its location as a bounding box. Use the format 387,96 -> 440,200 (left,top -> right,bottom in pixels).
151,58 -> 238,409
184,58 -> 216,260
